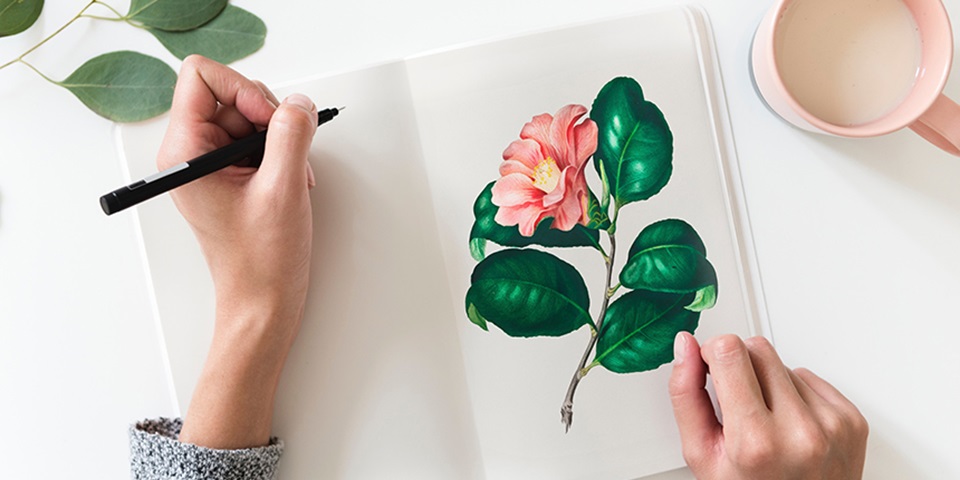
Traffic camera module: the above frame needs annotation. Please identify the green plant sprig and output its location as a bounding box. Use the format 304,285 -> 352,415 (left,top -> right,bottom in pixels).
465,77 -> 719,431
0,0 -> 267,122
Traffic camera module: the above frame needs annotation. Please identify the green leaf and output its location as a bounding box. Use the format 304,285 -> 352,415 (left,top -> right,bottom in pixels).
466,303 -> 489,331
591,77 -> 673,207
599,161 -> 610,211
686,284 -> 717,312
60,51 -> 176,122
620,219 -> 717,295
465,249 -> 593,337
469,182 -> 600,260
583,189 -> 611,230
127,0 -> 227,31
595,291 -> 699,373
0,0 -> 43,37
469,237 -> 487,262
147,5 -> 265,64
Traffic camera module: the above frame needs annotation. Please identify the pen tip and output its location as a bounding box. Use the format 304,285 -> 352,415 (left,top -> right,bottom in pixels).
337,106 -> 346,111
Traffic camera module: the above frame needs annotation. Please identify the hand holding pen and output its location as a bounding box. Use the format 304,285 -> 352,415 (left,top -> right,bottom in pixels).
150,55 -> 318,449
100,91 -> 341,215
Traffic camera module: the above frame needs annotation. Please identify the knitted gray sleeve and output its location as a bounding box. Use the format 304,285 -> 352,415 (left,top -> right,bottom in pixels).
129,417 -> 284,480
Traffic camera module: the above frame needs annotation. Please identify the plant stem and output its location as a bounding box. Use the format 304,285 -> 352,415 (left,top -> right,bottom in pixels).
18,59 -> 60,85
560,231 -> 617,432
93,0 -> 126,20
0,0 -> 98,72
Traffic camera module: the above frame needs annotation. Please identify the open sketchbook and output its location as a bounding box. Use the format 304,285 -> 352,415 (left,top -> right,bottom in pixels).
118,6 -> 767,479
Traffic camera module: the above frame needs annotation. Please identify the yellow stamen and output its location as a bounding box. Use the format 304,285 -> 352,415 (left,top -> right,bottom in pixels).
532,157 -> 561,193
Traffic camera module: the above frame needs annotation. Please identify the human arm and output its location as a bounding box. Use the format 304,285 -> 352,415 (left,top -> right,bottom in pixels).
129,55 -> 318,477
669,333 -> 869,479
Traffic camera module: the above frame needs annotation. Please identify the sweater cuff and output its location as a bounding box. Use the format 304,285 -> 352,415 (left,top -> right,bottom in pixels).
130,417 -> 283,480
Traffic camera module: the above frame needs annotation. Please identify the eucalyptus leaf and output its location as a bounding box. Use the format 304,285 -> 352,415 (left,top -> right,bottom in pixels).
148,5 -> 265,63
127,0 -> 227,31
469,181 -> 600,261
60,51 -> 176,122
0,0 -> 43,37
594,291 -> 699,373
591,77 -> 673,208
620,219 -> 717,295
465,249 -> 593,337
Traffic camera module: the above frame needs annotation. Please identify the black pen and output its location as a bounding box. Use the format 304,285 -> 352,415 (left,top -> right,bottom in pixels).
100,106 -> 344,216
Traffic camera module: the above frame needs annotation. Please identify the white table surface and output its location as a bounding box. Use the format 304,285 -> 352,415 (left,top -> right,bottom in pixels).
2,0 -> 958,478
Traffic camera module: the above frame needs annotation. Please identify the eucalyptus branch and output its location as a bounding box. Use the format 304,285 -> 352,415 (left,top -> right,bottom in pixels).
81,2 -> 148,30
560,231 -> 617,432
18,59 -> 59,85
92,0 -> 126,19
0,0 -> 103,72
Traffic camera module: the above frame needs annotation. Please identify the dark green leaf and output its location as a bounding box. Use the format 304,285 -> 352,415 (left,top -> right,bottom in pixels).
0,0 -> 43,37
465,249 -> 593,337
127,0 -> 227,31
147,5 -> 265,63
469,182 -> 600,260
620,219 -> 717,295
60,51 -> 176,122
594,291 -> 699,373
591,77 -> 673,207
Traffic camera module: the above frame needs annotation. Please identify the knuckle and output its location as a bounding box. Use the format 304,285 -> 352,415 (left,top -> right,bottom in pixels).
706,335 -> 746,364
850,410 -> 870,440
731,431 -> 776,470
743,336 -> 775,355
271,105 -> 316,133
819,410 -> 846,437
792,424 -> 830,462
792,367 -> 813,380
668,370 -> 690,399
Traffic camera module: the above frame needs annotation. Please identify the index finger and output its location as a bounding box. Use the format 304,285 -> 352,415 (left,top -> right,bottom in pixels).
159,56 -> 277,169
700,335 -> 769,426
171,55 -> 276,127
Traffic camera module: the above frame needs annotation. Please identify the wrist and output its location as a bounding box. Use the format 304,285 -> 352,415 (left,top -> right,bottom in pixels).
213,289 -> 307,358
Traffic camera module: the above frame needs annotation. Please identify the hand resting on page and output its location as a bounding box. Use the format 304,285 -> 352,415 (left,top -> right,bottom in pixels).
669,332 -> 869,480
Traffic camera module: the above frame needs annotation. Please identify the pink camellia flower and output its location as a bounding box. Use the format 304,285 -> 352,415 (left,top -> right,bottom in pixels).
492,104 -> 598,236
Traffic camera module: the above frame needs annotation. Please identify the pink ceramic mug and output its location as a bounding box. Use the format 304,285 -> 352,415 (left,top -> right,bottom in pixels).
752,0 -> 960,156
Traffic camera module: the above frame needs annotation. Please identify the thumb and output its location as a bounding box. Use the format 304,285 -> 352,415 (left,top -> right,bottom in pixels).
668,332 -> 721,468
258,93 -> 318,186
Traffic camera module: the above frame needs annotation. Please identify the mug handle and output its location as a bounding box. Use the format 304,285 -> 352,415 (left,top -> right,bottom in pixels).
909,94 -> 960,156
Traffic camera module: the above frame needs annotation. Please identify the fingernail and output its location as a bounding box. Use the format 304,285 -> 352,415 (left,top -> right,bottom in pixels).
674,332 -> 687,365
284,93 -> 315,112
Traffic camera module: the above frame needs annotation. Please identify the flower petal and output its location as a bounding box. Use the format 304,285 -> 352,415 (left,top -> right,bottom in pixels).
491,173 -> 544,207
572,118 -> 598,168
500,138 -> 543,176
499,160 -> 534,177
550,185 -> 586,232
495,202 -> 547,236
519,112 -> 554,159
549,104 -> 589,169
542,166 -> 570,207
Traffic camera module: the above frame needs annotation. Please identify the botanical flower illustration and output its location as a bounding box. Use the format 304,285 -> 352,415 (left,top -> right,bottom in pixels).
491,104 -> 598,236
466,77 -> 718,431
